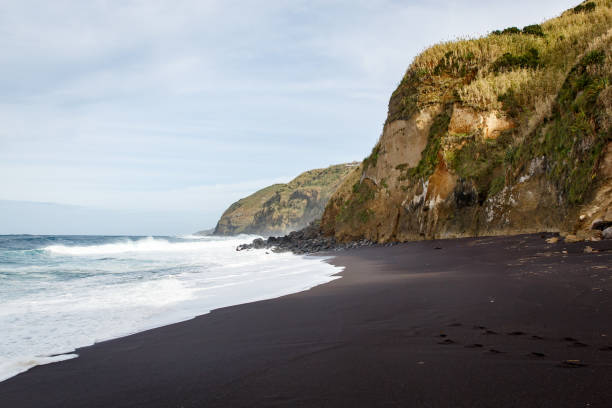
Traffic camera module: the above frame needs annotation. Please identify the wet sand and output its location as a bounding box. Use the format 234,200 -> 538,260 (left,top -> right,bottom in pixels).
1,234 -> 612,407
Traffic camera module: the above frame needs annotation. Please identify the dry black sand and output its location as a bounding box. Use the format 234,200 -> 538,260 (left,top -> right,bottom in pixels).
1,234 -> 612,407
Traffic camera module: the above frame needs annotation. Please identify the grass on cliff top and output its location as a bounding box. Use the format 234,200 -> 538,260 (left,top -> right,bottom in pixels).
234,163 -> 356,212
223,184 -> 285,215
287,163 -> 358,190
389,0 -> 611,120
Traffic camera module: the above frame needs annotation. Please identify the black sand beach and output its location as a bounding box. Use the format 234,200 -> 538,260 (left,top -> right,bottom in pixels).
1,234 -> 612,407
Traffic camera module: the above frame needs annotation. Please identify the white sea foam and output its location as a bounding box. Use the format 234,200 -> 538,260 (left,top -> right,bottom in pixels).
176,234 -> 209,240
43,235 -> 236,255
0,354 -> 78,383
0,236 -> 342,382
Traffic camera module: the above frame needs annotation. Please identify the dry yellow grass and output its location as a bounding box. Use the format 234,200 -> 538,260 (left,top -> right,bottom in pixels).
404,0 -> 611,114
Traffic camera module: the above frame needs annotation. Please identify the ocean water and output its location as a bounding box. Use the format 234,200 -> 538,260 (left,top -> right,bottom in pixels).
0,234 -> 342,382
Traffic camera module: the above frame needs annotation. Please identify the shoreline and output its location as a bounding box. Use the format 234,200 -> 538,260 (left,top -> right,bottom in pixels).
1,234 -> 612,407
0,236 -> 342,384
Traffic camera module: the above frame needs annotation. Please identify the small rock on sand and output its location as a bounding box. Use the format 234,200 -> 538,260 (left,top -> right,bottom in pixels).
559,360 -> 586,368
564,235 -> 580,243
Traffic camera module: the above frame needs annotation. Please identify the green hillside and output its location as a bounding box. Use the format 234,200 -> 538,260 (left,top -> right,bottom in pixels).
214,163 -> 358,236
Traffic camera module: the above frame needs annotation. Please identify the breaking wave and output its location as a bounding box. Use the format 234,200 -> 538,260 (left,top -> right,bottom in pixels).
1,234 -> 342,382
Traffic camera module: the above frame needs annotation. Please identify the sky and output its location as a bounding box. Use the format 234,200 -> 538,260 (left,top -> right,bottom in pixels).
0,0 -> 579,235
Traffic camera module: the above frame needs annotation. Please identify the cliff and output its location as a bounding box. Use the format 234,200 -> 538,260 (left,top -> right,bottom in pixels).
214,163 -> 358,236
322,1 -> 612,243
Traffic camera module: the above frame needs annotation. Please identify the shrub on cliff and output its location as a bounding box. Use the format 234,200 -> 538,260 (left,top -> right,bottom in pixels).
522,24 -> 545,37
492,25 -> 545,37
491,48 -> 541,73
574,2 -> 596,14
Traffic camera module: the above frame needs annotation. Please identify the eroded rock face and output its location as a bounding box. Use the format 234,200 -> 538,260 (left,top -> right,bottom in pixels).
577,141 -> 612,236
322,82 -> 609,243
324,106 -> 445,242
449,106 -> 515,140
363,106 -> 443,185
323,101 -> 526,242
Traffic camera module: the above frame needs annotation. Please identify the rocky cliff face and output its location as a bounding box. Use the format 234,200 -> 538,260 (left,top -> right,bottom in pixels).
322,1 -> 612,243
214,163 -> 358,236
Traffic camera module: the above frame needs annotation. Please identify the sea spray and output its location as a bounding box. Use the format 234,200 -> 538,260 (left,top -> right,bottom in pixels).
0,234 -> 342,382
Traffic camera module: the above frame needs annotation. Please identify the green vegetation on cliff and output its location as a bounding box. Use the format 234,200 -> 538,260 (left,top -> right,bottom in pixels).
214,163 -> 358,236
322,0 -> 612,243
509,49 -> 611,204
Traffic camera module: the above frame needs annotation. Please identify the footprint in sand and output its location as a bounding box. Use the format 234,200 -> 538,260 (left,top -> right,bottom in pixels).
488,349 -> 504,354
465,343 -> 484,348
439,339 -> 456,345
529,352 -> 546,357
558,360 -> 587,368
508,331 -> 526,336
